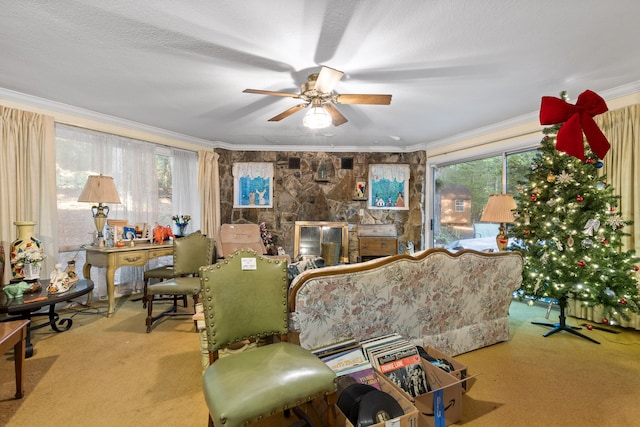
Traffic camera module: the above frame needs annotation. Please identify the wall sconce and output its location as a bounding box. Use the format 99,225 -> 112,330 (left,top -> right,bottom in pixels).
480,193 -> 516,251
78,175 -> 121,247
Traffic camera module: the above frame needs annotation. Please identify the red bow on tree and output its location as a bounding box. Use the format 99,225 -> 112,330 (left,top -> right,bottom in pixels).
539,90 -> 610,161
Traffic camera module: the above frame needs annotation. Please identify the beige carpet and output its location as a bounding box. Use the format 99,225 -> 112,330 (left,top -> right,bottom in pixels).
1,296 -> 639,427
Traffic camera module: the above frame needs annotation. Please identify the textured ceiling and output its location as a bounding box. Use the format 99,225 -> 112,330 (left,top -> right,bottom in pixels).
1,0 -> 640,151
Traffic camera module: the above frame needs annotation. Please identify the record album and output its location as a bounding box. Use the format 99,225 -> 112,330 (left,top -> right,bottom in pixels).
337,383 -> 404,427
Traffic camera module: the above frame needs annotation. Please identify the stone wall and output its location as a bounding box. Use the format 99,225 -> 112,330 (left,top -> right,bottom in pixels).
216,149 -> 426,262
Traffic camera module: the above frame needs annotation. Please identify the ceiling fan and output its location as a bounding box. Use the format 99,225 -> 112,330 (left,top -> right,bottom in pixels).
243,66 -> 392,128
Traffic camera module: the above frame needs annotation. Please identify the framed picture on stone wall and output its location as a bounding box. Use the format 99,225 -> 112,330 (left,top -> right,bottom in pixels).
368,164 -> 409,210
233,162 -> 274,208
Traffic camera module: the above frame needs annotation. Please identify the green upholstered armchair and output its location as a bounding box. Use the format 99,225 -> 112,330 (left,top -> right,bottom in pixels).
142,230 -> 215,308
199,249 -> 337,427
145,231 -> 214,333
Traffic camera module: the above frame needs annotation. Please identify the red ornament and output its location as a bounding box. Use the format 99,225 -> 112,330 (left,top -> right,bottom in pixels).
531,195 -> 537,201
577,260 -> 586,267
633,266 -> 639,272
586,324 -> 593,330
602,317 -> 609,324
576,195 -> 584,202
620,298 -> 628,305
586,158 -> 594,164
524,230 -> 531,235
610,207 -> 615,212
601,239 -> 608,245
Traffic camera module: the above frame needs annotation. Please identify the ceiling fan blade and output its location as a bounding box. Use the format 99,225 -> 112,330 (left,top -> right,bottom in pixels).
268,104 -> 307,122
335,94 -> 392,105
323,104 -> 348,126
315,66 -> 344,93
243,89 -> 301,98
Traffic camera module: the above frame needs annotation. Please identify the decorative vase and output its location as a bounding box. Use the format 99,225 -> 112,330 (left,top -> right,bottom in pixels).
23,262 -> 42,281
10,221 -> 44,281
177,223 -> 188,236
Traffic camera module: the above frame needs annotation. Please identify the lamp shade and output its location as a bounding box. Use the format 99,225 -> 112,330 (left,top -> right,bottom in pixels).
480,193 -> 516,223
78,175 -> 121,204
303,101 -> 332,129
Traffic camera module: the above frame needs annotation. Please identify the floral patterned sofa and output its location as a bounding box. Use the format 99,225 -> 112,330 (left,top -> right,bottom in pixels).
288,248 -> 523,356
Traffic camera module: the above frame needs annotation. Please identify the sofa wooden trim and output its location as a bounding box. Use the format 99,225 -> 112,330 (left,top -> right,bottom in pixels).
289,248 -> 521,311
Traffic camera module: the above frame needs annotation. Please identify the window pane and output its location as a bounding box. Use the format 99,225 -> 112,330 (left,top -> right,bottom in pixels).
433,156 -> 502,248
432,149 -> 539,250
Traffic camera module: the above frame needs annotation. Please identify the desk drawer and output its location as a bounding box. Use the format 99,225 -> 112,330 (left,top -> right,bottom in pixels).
115,252 -> 148,266
359,237 -> 398,256
148,248 -> 173,258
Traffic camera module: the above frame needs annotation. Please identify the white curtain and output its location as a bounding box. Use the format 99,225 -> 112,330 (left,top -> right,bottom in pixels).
171,147 -> 200,231
0,106 -> 57,285
56,124 -> 197,298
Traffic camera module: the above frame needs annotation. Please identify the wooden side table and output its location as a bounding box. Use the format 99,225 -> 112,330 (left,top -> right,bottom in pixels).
0,319 -> 30,398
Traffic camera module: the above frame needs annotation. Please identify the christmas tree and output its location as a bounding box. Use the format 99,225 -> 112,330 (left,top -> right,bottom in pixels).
510,92 -> 640,337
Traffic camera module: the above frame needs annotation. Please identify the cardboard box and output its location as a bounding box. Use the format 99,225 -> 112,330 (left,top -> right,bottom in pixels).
338,373 -> 419,427
423,346 -> 468,392
379,361 -> 464,427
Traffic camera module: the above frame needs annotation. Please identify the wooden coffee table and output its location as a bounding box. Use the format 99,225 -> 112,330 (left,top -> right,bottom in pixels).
0,280 -> 94,358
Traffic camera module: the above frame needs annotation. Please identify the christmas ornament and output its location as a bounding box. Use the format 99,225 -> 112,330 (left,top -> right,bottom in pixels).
605,214 -> 625,229
576,195 -> 584,202
577,260 -> 586,267
539,89 -> 610,160
596,161 -> 603,168
546,199 -> 556,207
620,298 -> 628,305
583,219 -> 600,236
586,158 -> 594,164
586,324 -> 593,330
547,173 -> 556,182
581,239 -> 593,248
567,236 -> 574,247
634,266 -> 640,272
596,182 -> 606,190
604,288 -> 616,298
555,171 -> 574,184
530,195 -> 537,201
602,317 -> 609,324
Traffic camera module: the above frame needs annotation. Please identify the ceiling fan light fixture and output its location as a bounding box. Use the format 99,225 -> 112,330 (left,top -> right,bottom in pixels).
303,104 -> 332,129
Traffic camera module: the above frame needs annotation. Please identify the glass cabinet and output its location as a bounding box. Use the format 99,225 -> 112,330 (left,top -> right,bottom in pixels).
294,221 -> 349,263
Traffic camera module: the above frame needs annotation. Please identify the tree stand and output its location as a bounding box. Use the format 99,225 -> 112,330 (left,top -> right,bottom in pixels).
531,297 -> 600,344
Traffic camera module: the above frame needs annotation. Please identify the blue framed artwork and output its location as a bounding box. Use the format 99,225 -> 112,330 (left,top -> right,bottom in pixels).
233,162 -> 274,208
368,164 -> 410,210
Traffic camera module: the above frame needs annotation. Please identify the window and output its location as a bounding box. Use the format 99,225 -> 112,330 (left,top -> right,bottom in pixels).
431,150 -> 537,250
55,124 -> 199,299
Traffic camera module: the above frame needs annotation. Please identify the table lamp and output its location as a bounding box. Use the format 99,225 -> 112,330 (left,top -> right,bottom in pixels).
78,175 -> 121,247
479,193 -> 516,251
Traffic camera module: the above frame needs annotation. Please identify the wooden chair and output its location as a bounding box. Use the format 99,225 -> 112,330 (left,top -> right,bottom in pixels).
145,232 -> 214,333
142,230 -> 208,308
199,249 -> 337,427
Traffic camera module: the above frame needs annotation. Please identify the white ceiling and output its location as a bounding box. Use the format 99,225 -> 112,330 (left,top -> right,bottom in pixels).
2,1 -> 640,152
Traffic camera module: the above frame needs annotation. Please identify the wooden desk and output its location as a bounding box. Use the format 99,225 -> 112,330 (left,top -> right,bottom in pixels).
0,319 -> 29,398
83,243 -> 173,317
